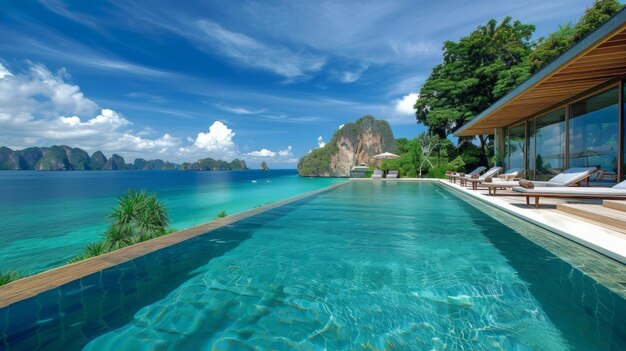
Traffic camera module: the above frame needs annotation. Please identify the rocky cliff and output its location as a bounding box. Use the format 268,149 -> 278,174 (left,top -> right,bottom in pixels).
181,158 -> 247,171
0,145 -> 249,171
297,115 -> 396,177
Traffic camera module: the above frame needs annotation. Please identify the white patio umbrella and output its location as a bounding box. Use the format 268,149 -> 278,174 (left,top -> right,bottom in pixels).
373,152 -> 400,160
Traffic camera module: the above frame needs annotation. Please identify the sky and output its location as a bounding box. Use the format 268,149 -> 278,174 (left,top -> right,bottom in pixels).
0,0 -> 601,168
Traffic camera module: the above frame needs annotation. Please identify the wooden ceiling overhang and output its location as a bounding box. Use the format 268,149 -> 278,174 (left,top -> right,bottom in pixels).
455,9 -> 626,137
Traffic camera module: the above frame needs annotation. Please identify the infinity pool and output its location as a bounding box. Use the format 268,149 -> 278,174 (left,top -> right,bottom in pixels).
1,181 -> 625,350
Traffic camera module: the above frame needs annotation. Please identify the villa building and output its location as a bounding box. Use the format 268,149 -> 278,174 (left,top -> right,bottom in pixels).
455,8 -> 626,182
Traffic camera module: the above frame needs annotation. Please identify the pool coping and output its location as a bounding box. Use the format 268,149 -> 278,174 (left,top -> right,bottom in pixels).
0,180 -> 351,308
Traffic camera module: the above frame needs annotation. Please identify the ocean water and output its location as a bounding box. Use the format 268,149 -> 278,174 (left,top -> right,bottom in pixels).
1,181 -> 624,350
0,170 -> 345,274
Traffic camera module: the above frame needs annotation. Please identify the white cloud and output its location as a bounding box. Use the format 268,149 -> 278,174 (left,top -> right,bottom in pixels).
317,136 -> 326,148
394,92 -> 419,114
244,145 -> 296,163
338,124 -> 345,130
185,121 -> 236,154
215,103 -> 265,115
278,146 -> 292,157
0,63 -> 12,79
246,148 -> 276,157
0,60 -> 186,160
337,64 -> 369,83
390,40 -> 439,57
194,20 -> 326,79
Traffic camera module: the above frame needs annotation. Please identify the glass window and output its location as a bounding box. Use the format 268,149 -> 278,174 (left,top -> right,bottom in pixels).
506,122 -> 526,172
527,120 -> 535,180
535,109 -> 566,181
569,87 -> 618,181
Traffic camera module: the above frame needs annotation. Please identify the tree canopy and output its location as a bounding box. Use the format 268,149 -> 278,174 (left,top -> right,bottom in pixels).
414,0 -> 623,163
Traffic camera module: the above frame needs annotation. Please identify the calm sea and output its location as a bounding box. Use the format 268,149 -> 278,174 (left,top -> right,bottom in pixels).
0,170 -> 345,274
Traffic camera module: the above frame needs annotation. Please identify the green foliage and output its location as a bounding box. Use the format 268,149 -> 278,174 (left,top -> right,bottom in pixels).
446,156 -> 466,172
415,17 -> 535,138
0,271 -> 21,286
106,190 -> 170,248
413,0 -> 623,167
214,210 -> 228,219
381,137 -> 421,177
530,0 -> 622,73
427,167 -> 448,179
70,190 -> 172,263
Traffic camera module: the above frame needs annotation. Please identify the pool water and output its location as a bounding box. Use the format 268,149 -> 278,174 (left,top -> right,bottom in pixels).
1,181 -> 625,350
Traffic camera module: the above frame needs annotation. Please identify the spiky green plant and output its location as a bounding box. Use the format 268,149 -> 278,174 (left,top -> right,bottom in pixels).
84,241 -> 110,257
107,190 -> 170,247
0,271 -> 21,286
214,210 -> 227,220
105,224 -> 134,250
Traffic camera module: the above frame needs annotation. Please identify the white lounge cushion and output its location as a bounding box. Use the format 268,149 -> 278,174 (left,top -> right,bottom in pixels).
512,186 -> 626,196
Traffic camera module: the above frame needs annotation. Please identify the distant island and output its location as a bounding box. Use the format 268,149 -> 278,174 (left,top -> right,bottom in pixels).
0,145 -> 247,171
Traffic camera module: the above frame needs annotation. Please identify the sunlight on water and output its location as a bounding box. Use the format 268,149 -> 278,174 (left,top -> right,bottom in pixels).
1,182 -> 625,350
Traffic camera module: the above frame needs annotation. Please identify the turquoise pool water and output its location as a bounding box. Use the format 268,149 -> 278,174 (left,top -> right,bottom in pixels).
1,181 -> 625,350
0,170 -> 344,273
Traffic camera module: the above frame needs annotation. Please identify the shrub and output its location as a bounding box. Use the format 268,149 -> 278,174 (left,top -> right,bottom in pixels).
445,156 -> 465,172
214,210 -> 227,219
0,271 -> 21,286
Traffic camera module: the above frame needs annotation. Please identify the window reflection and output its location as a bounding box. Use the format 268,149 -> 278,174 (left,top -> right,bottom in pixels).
535,109 -> 565,181
569,88 -> 618,181
507,123 -> 526,172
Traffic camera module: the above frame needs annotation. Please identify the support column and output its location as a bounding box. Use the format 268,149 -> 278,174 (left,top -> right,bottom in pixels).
494,128 -> 505,167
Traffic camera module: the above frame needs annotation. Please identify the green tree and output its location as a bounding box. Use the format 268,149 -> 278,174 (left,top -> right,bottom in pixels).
382,138 -> 421,177
414,17 -> 535,164
529,0 -> 622,73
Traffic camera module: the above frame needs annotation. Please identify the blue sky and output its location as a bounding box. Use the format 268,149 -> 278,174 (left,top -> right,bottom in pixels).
0,0 -> 601,167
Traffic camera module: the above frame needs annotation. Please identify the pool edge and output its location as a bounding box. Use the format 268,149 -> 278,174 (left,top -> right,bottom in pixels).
0,180 -> 351,308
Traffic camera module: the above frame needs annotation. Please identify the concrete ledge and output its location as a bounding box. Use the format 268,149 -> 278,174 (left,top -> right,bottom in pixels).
0,180 -> 350,308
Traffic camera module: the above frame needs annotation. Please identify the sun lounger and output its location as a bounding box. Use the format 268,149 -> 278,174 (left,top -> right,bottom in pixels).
514,176 -> 626,208
482,167 -> 597,195
449,166 -> 486,184
497,168 -> 524,181
372,169 -> 383,179
387,170 -> 399,179
469,168 -> 524,191
465,167 -> 503,189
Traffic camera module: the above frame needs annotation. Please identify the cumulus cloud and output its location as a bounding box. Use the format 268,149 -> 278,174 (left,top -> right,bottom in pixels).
244,145 -> 296,163
246,148 -> 276,157
278,146 -> 292,157
317,136 -> 326,148
394,92 -> 419,114
0,60 -> 187,160
0,63 -> 12,79
180,121 -> 236,157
